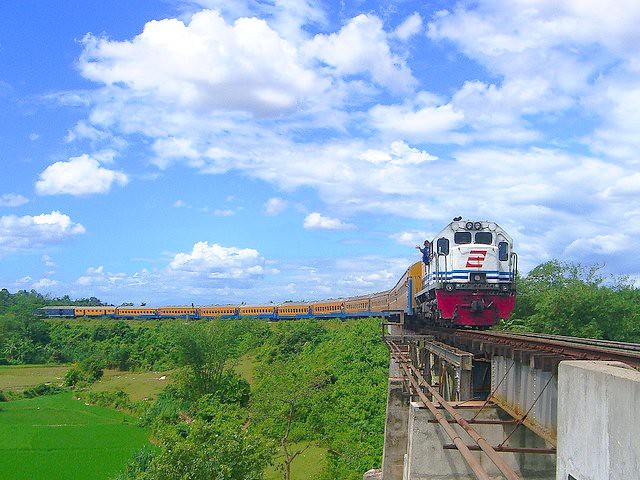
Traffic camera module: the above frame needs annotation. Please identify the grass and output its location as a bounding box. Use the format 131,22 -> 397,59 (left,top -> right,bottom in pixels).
0,364 -> 69,392
264,443 -> 327,480
0,364 -> 172,401
234,352 -> 257,386
89,369 -> 173,401
0,393 -> 150,480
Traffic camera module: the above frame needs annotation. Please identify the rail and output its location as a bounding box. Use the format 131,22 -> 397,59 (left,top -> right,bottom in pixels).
429,328 -> 640,369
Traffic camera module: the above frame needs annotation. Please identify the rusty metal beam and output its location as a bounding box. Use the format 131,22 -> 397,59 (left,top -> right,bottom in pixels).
391,357 -> 492,480
443,444 -> 556,454
388,340 -> 522,480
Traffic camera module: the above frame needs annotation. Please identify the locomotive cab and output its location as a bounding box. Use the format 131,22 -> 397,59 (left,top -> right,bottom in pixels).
416,220 -> 517,327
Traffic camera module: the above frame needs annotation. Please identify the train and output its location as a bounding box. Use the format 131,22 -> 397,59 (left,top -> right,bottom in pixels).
36,219 -> 517,328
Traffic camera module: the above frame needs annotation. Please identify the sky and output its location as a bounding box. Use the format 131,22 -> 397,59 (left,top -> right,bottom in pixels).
2,0 -> 640,305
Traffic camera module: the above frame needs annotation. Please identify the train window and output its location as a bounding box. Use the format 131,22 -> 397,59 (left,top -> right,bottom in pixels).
498,241 -> 509,261
454,232 -> 472,244
475,232 -> 493,244
437,237 -> 450,254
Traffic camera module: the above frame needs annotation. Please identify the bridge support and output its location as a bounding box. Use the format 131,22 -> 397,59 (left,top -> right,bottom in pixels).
556,361 -> 640,480
381,358 -> 410,479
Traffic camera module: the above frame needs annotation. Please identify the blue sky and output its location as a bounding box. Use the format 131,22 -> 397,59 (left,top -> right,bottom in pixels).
2,0 -> 640,305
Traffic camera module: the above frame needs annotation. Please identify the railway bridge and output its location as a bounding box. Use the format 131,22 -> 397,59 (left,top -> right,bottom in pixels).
378,320 -> 640,480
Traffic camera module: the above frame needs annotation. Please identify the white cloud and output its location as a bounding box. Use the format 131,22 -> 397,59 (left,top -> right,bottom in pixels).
359,141 -> 437,165
42,255 -> 57,268
58,3 -> 640,281
303,212 -> 354,230
0,211 -> 86,255
169,241 -> 264,279
0,193 -> 28,207
393,12 -> 423,40
369,93 -> 465,142
173,199 -> 189,208
31,278 -> 59,290
213,208 -> 236,217
264,197 -> 287,215
390,230 -> 432,247
304,14 -> 416,93
565,234 -> 630,255
36,154 -> 128,196
79,10 -> 323,117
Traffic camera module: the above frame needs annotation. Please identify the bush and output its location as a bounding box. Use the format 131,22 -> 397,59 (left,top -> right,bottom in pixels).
78,390 -> 133,410
0,389 -> 7,402
22,383 -> 63,398
64,367 -> 83,387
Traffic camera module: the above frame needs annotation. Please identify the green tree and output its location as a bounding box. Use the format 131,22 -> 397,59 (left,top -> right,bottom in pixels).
129,404 -> 272,480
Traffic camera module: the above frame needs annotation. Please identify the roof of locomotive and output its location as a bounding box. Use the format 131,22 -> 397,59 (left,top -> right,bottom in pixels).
433,219 -> 513,243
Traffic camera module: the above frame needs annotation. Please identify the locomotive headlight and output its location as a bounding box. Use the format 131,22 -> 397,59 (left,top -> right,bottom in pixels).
474,221 -> 482,230
500,284 -> 510,292
465,221 -> 474,230
473,274 -> 482,281
445,283 -> 455,291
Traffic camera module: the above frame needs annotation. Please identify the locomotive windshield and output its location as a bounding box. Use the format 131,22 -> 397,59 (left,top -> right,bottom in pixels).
475,232 -> 493,244
454,232 -> 472,244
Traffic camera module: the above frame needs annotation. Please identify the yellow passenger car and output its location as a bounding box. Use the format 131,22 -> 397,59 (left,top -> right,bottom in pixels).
238,305 -> 276,319
370,292 -> 389,312
115,307 -> 158,318
344,296 -> 371,314
75,306 -> 116,317
276,303 -> 312,318
311,300 -> 344,317
157,306 -> 197,318
199,306 -> 237,318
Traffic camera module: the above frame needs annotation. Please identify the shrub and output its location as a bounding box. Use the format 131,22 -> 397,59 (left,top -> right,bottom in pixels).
22,383 -> 63,398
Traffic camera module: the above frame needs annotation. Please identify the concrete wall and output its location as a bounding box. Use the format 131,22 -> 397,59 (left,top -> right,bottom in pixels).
556,361 -> 640,480
381,358 -> 410,480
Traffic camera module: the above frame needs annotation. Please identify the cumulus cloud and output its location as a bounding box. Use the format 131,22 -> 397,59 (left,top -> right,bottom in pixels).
359,141 -> 437,165
0,211 -> 86,255
265,197 -> 287,215
303,212 -> 354,230
390,230 -> 432,247
56,2 -> 640,280
393,12 -> 423,40
304,14 -> 416,93
42,255 -> 57,268
36,154 -> 128,196
369,93 -> 465,142
0,193 -> 28,207
169,241 -> 265,279
31,278 -> 59,290
79,10 -> 323,117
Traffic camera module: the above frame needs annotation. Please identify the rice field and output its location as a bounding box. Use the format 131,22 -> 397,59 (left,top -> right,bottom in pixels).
0,393 -> 150,480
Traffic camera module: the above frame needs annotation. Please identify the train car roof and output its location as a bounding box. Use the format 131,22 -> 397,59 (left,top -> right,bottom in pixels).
434,219 -> 513,242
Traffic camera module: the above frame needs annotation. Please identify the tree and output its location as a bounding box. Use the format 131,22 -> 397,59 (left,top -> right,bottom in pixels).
253,359 -> 331,480
127,404 -> 272,480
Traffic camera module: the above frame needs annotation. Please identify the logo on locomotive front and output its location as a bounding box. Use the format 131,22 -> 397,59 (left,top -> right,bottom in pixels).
466,250 -> 487,268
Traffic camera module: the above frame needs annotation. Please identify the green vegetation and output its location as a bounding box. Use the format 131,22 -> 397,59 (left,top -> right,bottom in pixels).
0,393 -> 150,480
500,260 -> 640,342
2,261 -> 638,479
0,364 -> 69,392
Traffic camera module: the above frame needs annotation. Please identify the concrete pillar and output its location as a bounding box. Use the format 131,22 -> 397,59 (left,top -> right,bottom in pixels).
381,358 -> 410,480
556,361 -> 640,480
458,368 -> 472,401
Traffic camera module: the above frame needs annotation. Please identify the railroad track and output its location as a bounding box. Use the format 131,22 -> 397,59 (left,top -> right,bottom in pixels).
424,328 -> 640,369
